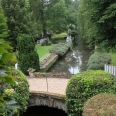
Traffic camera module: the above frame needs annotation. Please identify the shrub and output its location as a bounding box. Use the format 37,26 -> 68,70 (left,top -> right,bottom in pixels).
41,39 -> 52,46
49,42 -> 72,56
17,34 -> 40,74
12,69 -> 29,113
87,52 -> 111,70
83,93 -> 116,116
66,70 -> 116,116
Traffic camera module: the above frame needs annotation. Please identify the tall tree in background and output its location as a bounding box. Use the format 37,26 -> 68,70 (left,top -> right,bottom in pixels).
78,0 -> 116,52
47,0 -> 67,33
29,0 -> 78,36
1,0 -> 30,50
0,10 -> 8,38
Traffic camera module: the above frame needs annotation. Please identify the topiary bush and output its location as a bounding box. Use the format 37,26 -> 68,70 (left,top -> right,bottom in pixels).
17,34 -> 40,74
83,93 -> 116,116
87,52 -> 111,70
66,70 -> 116,116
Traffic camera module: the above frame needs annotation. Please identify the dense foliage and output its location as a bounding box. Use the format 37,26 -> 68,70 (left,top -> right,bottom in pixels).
0,39 -> 18,116
1,0 -> 31,49
17,34 -> 40,74
66,70 -> 116,116
78,0 -> 116,52
0,39 -> 29,116
49,42 -> 72,56
0,10 -> 8,38
83,94 -> 116,116
12,69 -> 29,113
87,52 -> 111,70
1,0 -> 78,46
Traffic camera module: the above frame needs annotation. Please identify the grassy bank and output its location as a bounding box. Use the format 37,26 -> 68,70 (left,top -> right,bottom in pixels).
110,53 -> 116,66
35,44 -> 55,58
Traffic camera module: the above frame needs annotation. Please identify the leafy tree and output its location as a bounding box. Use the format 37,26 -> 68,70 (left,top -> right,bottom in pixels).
0,10 -> 8,38
1,0 -> 31,49
29,0 -> 78,37
78,0 -> 116,52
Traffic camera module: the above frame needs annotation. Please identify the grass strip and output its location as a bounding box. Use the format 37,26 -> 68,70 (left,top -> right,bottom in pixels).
35,44 -> 55,58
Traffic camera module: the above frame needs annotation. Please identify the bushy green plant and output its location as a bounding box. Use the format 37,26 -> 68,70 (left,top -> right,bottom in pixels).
49,42 -> 72,56
17,34 -> 40,74
87,52 -> 111,70
66,70 -> 116,116
41,39 -> 52,46
12,69 -> 29,113
0,39 -> 28,116
83,93 -> 116,116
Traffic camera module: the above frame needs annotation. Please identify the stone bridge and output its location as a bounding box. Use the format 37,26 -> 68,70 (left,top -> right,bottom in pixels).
27,72 -> 73,112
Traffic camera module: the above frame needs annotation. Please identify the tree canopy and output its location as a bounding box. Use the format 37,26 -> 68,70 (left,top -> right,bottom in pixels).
78,0 -> 116,52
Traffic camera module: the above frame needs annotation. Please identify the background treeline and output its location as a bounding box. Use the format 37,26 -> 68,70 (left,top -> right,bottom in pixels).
0,0 -> 78,49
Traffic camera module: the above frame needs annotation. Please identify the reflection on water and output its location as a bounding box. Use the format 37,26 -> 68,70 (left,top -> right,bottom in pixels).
48,46 -> 92,74
22,106 -> 67,116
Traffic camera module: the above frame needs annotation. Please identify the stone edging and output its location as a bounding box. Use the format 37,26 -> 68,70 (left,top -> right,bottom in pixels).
34,72 -> 73,79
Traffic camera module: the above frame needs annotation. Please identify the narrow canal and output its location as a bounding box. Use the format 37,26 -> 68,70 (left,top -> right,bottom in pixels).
48,46 -> 92,74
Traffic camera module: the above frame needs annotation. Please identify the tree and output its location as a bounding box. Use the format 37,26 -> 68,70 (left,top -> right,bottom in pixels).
17,34 -> 40,74
1,0 -> 31,49
0,10 -> 8,38
29,0 -> 78,36
47,0 -> 67,33
78,0 -> 116,52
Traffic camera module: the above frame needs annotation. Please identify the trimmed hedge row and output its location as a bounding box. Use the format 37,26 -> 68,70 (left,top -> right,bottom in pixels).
66,70 -> 116,116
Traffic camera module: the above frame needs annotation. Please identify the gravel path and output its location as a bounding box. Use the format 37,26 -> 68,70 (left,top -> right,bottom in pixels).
27,77 -> 69,95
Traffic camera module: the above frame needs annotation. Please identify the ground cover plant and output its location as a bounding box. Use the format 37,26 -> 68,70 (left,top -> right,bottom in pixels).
87,52 -> 111,70
66,70 -> 116,116
83,93 -> 116,116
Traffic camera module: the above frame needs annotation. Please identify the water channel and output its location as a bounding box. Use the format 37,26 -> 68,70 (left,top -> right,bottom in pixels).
48,45 -> 92,74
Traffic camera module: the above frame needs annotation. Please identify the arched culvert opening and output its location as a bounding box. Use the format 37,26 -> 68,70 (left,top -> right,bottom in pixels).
22,106 -> 67,116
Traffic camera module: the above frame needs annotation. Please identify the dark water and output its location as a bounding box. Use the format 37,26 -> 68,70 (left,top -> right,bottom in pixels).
48,46 -> 92,74
22,106 -> 67,116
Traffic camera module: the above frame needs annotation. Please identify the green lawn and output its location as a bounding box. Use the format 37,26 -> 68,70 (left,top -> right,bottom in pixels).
110,53 -> 116,66
35,44 -> 55,58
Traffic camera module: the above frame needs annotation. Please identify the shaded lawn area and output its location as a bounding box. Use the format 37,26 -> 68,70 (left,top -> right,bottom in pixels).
110,53 -> 116,66
35,44 -> 55,58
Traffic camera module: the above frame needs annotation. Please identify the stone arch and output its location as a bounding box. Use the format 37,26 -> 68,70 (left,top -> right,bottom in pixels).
28,93 -> 66,112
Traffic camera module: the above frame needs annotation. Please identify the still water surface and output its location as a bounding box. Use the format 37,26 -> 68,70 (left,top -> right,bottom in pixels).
48,46 -> 92,74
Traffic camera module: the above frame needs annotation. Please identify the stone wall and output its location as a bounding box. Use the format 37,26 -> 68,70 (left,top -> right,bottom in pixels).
34,72 -> 73,79
28,92 -> 66,112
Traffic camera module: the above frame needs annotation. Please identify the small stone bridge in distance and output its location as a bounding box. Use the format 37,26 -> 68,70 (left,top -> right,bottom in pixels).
27,72 -> 73,112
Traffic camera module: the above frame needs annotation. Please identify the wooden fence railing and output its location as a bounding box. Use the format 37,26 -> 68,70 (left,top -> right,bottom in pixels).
104,64 -> 116,76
